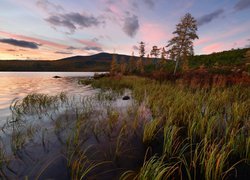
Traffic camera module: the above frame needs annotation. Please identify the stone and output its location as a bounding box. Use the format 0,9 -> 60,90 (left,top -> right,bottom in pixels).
122,96 -> 130,100
53,76 -> 61,78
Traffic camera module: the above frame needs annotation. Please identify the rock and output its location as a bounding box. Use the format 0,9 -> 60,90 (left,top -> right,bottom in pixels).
53,76 -> 61,78
122,96 -> 130,100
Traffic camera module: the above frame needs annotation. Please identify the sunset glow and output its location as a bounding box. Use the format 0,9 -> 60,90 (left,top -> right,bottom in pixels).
0,0 -> 250,60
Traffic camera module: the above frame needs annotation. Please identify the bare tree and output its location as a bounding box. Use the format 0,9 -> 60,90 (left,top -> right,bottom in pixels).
167,13 -> 199,74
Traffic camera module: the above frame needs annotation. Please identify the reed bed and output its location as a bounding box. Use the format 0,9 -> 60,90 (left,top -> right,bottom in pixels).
90,76 -> 250,179
0,76 -> 249,179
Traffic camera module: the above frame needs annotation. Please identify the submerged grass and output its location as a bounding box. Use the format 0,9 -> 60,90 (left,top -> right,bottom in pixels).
1,75 -> 249,179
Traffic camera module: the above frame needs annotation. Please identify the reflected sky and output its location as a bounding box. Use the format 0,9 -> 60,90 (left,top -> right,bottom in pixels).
0,72 -> 96,122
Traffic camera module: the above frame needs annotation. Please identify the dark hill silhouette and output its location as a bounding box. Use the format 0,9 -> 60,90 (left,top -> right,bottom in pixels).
0,52 -> 132,72
0,48 -> 249,72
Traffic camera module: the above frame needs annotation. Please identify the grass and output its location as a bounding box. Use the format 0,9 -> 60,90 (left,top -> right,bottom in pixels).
86,76 -> 250,179
1,75 -> 249,179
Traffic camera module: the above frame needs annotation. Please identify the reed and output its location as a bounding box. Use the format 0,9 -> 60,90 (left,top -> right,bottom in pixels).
1,75 -> 249,179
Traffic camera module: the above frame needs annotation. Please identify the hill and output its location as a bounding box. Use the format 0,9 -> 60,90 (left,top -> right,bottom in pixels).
0,53 -> 131,72
0,48 -> 249,72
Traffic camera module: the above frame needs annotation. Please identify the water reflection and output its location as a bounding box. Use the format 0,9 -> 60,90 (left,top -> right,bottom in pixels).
0,72 -> 98,124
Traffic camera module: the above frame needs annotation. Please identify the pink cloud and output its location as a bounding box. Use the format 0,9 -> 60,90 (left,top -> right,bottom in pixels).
140,23 -> 170,43
202,37 -> 250,54
202,43 -> 225,54
0,31 -> 68,49
194,37 -> 211,46
76,39 -> 102,48
108,4 -> 122,15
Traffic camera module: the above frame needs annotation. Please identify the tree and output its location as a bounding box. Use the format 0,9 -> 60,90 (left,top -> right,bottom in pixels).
150,45 -> 160,68
161,47 -> 167,60
128,52 -> 136,73
150,45 -> 160,58
167,13 -> 199,74
120,56 -> 127,75
110,53 -> 118,76
136,57 -> 144,74
159,47 -> 167,70
138,41 -> 146,58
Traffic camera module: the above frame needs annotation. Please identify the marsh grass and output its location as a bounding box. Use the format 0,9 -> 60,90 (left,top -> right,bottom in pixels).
1,76 -> 249,179
90,76 -> 250,179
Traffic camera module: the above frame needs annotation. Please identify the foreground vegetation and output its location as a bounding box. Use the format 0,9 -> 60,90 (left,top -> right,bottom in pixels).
0,75 -> 249,179
89,76 -> 250,179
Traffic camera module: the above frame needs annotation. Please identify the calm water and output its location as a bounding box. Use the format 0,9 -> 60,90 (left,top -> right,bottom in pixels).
0,72 -> 99,124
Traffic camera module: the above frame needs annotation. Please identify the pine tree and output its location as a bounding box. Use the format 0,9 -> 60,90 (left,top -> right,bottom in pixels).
161,47 -> 167,60
150,45 -> 160,58
110,53 -> 118,76
150,45 -> 160,68
167,13 -> 199,74
139,41 -> 146,58
159,48 -> 167,71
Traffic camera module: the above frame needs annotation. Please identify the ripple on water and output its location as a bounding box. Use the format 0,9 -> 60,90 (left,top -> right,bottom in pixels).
0,72 -> 101,123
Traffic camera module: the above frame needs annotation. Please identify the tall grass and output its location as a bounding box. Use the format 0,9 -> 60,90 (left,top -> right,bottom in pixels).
90,76 -> 250,179
1,75 -> 249,179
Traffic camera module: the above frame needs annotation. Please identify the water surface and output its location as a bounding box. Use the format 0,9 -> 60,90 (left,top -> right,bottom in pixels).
0,72 -> 98,124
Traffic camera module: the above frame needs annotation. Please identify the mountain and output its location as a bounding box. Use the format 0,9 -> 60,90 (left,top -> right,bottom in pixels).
0,52 -> 131,72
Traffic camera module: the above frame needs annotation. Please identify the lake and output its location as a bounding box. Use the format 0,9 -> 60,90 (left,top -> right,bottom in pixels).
0,72 -> 100,125
0,71 -> 135,179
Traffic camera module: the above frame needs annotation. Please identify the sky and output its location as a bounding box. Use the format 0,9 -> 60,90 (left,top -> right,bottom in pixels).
0,0 -> 250,60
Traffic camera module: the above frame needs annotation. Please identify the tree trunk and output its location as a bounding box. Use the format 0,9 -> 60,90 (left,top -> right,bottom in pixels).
174,58 -> 179,75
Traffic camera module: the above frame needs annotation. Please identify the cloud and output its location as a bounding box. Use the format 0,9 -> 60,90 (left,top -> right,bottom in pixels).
0,30 -> 68,49
132,45 -> 139,51
234,0 -> 250,11
76,39 -> 102,47
55,51 -> 73,54
143,0 -> 155,9
74,38 -> 103,52
83,46 -> 103,52
6,49 -> 16,52
202,43 -> 224,54
36,0 -> 64,12
0,38 -> 40,49
140,22 -> 170,42
66,46 -> 78,50
197,9 -> 224,26
45,12 -> 103,33
123,14 -> 139,37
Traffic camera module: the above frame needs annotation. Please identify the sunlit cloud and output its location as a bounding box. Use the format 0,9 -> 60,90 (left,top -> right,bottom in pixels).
202,43 -> 224,54
0,31 -> 68,49
54,51 -> 73,55
140,23 -> 170,43
0,0 -> 250,59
